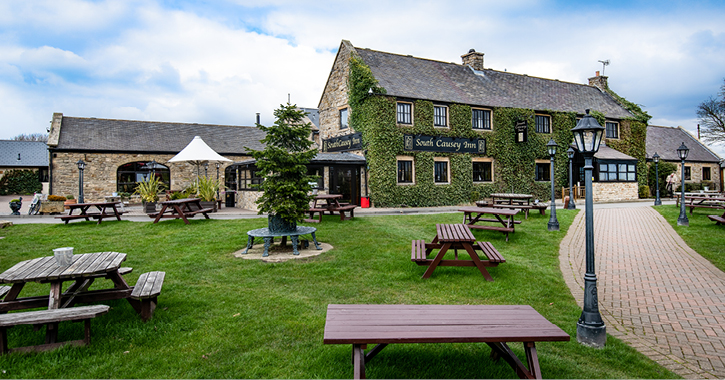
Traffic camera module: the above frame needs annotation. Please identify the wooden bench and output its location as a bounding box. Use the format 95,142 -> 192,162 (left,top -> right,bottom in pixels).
491,203 -> 547,219
0,286 -> 10,299
412,240 -> 505,265
304,208 -> 326,223
708,214 -> 725,225
333,205 -> 356,221
686,204 -> 724,214
148,208 -> 213,219
128,271 -> 165,322
0,305 -> 109,354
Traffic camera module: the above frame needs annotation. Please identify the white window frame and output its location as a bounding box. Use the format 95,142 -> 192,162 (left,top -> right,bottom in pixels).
433,157 -> 450,184
472,157 -> 494,183
339,107 -> 349,130
472,108 -> 492,131
434,105 -> 448,128
397,155 -> 415,185
396,102 -> 413,126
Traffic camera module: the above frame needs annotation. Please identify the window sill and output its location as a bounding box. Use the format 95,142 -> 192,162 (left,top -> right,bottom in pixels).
397,182 -> 416,186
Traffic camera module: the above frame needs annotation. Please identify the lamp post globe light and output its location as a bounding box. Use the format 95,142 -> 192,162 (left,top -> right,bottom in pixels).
76,159 -> 86,203
677,142 -> 690,226
653,153 -> 662,206
547,139 -> 559,231
571,109 -> 606,347
567,147 -> 576,210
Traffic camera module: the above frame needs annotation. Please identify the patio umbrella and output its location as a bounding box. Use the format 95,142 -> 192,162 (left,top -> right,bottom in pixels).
168,136 -> 232,183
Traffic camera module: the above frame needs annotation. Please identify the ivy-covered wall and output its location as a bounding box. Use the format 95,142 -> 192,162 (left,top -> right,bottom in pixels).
348,54 -> 645,208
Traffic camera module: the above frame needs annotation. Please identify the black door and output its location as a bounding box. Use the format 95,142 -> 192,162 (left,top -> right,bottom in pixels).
330,165 -> 360,205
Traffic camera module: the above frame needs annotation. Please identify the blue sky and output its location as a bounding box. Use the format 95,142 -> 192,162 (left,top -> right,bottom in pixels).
1,0 -> 724,155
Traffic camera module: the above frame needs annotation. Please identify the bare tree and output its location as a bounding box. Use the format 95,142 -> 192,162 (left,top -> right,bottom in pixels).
11,133 -> 48,142
697,79 -> 725,144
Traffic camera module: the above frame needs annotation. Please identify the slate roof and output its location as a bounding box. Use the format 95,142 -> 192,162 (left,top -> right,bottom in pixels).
594,144 -> 637,161
355,47 -> 634,119
0,140 -> 48,167
52,117 -> 266,154
646,125 -> 721,163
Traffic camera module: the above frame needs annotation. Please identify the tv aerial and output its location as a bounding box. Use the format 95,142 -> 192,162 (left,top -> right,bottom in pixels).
598,59 -> 610,75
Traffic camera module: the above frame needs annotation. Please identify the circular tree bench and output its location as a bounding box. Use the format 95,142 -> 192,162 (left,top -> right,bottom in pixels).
241,226 -> 322,257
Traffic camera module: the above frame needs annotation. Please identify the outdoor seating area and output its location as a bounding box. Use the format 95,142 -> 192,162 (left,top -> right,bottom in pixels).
477,193 -> 548,220
305,194 -> 357,223
675,193 -> 725,214
55,201 -> 124,225
149,198 -> 213,224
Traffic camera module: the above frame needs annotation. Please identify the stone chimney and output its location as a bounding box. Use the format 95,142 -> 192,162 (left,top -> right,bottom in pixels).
588,71 -> 609,91
461,49 -> 484,71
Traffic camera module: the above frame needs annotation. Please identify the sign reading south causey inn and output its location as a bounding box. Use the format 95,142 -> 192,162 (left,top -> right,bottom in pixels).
322,132 -> 362,152
404,134 -> 486,154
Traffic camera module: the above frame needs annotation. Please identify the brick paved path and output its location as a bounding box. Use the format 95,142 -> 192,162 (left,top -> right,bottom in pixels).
560,206 -> 725,378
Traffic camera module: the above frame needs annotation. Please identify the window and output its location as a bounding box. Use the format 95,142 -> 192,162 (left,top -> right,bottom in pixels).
598,162 -> 636,182
397,102 -> 412,125
472,109 -> 492,130
434,106 -> 448,127
605,122 -> 619,139
684,166 -> 691,180
339,108 -> 349,129
473,160 -> 493,182
397,156 -> 414,184
434,157 -> 450,184
535,115 -> 550,133
117,161 -> 170,193
535,161 -> 550,181
703,167 -> 711,181
308,166 -> 324,189
237,164 -> 263,190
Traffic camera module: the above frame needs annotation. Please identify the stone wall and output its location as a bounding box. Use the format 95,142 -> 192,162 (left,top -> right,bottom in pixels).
318,40 -> 354,141
592,182 -> 638,202
237,190 -> 263,212
673,162 -> 722,191
51,152 -> 251,202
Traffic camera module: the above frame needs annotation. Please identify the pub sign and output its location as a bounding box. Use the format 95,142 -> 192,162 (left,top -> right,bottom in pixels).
322,132 -> 362,152
515,120 -> 528,143
404,134 -> 486,154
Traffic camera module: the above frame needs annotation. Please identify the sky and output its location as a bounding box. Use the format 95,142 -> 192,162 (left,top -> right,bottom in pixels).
1,0 -> 725,156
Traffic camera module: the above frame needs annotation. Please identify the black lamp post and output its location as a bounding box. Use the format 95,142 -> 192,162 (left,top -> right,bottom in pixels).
572,109 -> 606,347
216,162 -> 221,201
653,153 -> 662,206
677,142 -> 689,226
76,159 -> 86,203
149,160 -> 157,177
567,147 -> 576,210
204,162 -> 209,178
546,139 -> 560,231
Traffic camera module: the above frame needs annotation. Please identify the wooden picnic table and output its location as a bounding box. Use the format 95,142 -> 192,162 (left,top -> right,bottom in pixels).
459,206 -> 519,241
708,210 -> 725,225
150,198 -> 212,224
323,304 -> 570,379
478,194 -> 547,219
55,201 -> 124,225
305,194 -> 357,222
412,223 -> 504,281
0,252 -> 132,313
675,195 -> 725,214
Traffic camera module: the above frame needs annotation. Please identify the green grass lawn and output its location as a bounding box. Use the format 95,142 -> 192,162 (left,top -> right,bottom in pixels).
0,210 -> 678,379
653,204 -> 725,271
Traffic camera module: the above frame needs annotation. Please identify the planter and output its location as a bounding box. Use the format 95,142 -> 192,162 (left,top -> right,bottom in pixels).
268,214 -> 297,233
40,201 -> 65,214
200,200 -> 217,212
143,201 -> 157,214
9,201 -> 22,215
64,199 -> 77,210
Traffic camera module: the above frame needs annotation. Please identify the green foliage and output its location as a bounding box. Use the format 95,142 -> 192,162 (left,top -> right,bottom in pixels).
0,169 -> 42,195
348,55 -> 386,134
47,195 -> 66,201
65,194 -> 74,200
605,119 -> 649,188
10,199 -> 20,203
603,87 -> 652,125
638,185 -> 650,198
647,161 -> 677,196
197,176 -> 224,202
249,103 -> 318,223
134,176 -> 164,203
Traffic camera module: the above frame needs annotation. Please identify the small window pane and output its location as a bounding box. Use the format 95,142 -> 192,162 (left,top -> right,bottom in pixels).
628,165 -> 635,172
599,172 -> 607,181
628,173 -> 636,181
600,164 -> 608,171
609,164 -> 617,172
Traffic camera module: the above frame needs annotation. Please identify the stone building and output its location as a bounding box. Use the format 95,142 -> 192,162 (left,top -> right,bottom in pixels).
46,113 -> 265,203
317,40 -> 646,206
646,125 -> 723,192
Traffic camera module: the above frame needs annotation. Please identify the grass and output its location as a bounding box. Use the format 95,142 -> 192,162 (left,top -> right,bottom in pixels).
0,210 -> 679,378
653,204 -> 725,271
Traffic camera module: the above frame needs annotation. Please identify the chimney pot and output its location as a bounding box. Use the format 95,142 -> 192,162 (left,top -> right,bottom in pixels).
596,71 -> 600,76
461,49 -> 484,71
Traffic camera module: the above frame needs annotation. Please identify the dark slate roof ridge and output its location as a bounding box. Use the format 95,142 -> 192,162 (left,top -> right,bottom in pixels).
61,116 -> 255,130
646,125 -> 722,163
355,46 -> 467,67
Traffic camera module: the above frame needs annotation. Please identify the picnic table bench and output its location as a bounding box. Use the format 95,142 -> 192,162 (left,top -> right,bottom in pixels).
460,206 -> 520,242
55,201 -> 124,225
0,305 -> 109,354
708,211 -> 725,225
323,304 -> 570,379
411,223 -> 505,281
305,194 -> 356,222
149,198 -> 212,224
479,193 -> 547,219
675,195 -> 725,214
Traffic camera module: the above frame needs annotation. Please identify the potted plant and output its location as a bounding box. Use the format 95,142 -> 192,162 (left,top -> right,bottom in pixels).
41,195 -> 66,214
248,103 -> 318,232
135,176 -> 164,213
64,194 -> 77,209
197,176 -> 224,212
9,197 -> 22,215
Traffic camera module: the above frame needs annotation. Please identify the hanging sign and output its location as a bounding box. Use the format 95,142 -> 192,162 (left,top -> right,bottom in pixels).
322,132 -> 362,152
515,120 -> 528,143
404,134 -> 486,154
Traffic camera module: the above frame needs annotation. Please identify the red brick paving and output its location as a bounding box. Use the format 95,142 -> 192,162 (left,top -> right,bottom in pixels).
560,206 -> 725,379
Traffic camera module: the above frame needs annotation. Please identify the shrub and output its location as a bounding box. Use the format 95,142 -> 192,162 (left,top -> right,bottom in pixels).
0,169 -> 42,195
47,195 -> 67,201
638,185 -> 650,198
65,194 -> 74,200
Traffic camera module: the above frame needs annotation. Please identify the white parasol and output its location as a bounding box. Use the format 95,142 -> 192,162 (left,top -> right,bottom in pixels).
168,136 -> 232,181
